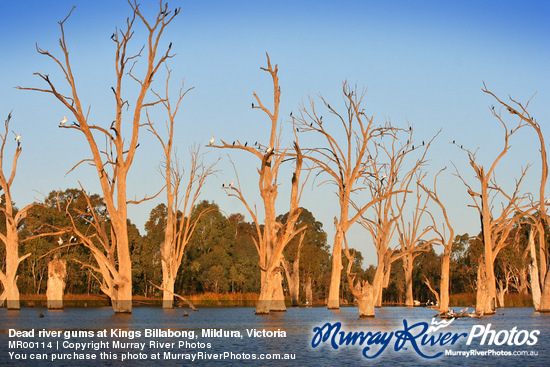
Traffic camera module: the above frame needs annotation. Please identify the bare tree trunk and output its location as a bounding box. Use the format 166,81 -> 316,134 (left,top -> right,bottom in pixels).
439,253 -> 451,313
476,256 -> 496,315
345,250 -> 375,317
256,270 -> 279,314
327,229 -> 344,309
270,273 -> 286,311
539,229 -> 547,287
528,228 -> 541,310
357,283 -> 375,318
518,268 -> 529,294
282,259 -> 299,307
282,232 -> 304,307
374,255 -> 390,308
161,271 -> 175,309
3,240 -> 22,310
372,264 -> 385,309
539,275 -> 550,311
496,280 -> 505,308
404,255 -> 414,307
287,269 -> 300,307
47,257 -> 67,310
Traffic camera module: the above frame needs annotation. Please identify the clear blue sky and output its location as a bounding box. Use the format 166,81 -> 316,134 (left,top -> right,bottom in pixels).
0,0 -> 549,265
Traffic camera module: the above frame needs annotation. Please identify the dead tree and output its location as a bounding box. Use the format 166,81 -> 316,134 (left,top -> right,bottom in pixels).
0,113 -> 35,309
420,168 -> 455,313
46,254 -> 67,310
359,128 -> 432,308
292,82 -> 394,309
344,238 -> 375,317
483,87 -> 550,311
394,171 -> 436,308
18,2 -> 177,312
454,95 -> 530,314
148,70 -> 218,309
210,55 -> 307,314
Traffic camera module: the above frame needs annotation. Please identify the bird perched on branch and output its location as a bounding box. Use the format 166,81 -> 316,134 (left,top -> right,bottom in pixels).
209,135 -> 214,145
60,116 -> 68,125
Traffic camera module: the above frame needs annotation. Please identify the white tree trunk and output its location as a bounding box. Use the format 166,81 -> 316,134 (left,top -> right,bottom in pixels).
528,228 -> 541,311
47,257 -> 67,310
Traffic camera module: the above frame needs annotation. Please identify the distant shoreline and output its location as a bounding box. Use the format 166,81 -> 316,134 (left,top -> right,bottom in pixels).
12,292 -> 533,308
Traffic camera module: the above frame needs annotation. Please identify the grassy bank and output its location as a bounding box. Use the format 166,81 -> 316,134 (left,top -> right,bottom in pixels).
19,292 -> 260,308
449,292 -> 533,308
17,292 -> 534,308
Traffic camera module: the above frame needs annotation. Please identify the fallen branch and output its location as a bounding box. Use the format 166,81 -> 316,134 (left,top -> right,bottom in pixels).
148,281 -> 198,311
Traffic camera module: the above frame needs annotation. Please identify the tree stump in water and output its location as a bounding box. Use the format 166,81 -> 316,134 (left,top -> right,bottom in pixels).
47,256 -> 67,310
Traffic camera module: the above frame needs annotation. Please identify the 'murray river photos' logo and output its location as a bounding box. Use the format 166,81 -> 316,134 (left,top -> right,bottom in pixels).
311,319 -> 539,359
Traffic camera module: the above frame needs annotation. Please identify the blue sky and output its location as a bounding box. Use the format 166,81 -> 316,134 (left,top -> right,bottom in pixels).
0,0 -> 549,265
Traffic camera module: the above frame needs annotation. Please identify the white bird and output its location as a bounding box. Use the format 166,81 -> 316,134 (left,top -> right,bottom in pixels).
229,179 -> 234,188
209,135 -> 214,145
381,174 -> 387,179
266,146 -> 274,154
545,197 -> 550,204
57,237 -> 63,246
60,116 -> 68,125
12,131 -> 21,141
70,236 -> 77,243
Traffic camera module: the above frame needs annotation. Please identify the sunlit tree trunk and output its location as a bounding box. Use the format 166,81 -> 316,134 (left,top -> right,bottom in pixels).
345,248 -> 375,317
539,275 -> 550,311
2,236 -> 23,310
270,273 -> 287,311
327,222 -> 345,309
476,256 -> 496,314
404,254 -> 414,307
439,252 -> 451,312
47,256 -> 67,310
372,262 -> 385,310
161,269 -> 175,309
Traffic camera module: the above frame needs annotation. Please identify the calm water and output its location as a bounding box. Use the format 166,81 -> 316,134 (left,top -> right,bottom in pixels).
1,306 -> 549,366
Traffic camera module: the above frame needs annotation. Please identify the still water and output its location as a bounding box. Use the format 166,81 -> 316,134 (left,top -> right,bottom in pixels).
1,306 -> 549,366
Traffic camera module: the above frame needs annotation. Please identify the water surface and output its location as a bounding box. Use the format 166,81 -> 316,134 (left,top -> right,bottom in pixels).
1,306 -> 548,366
